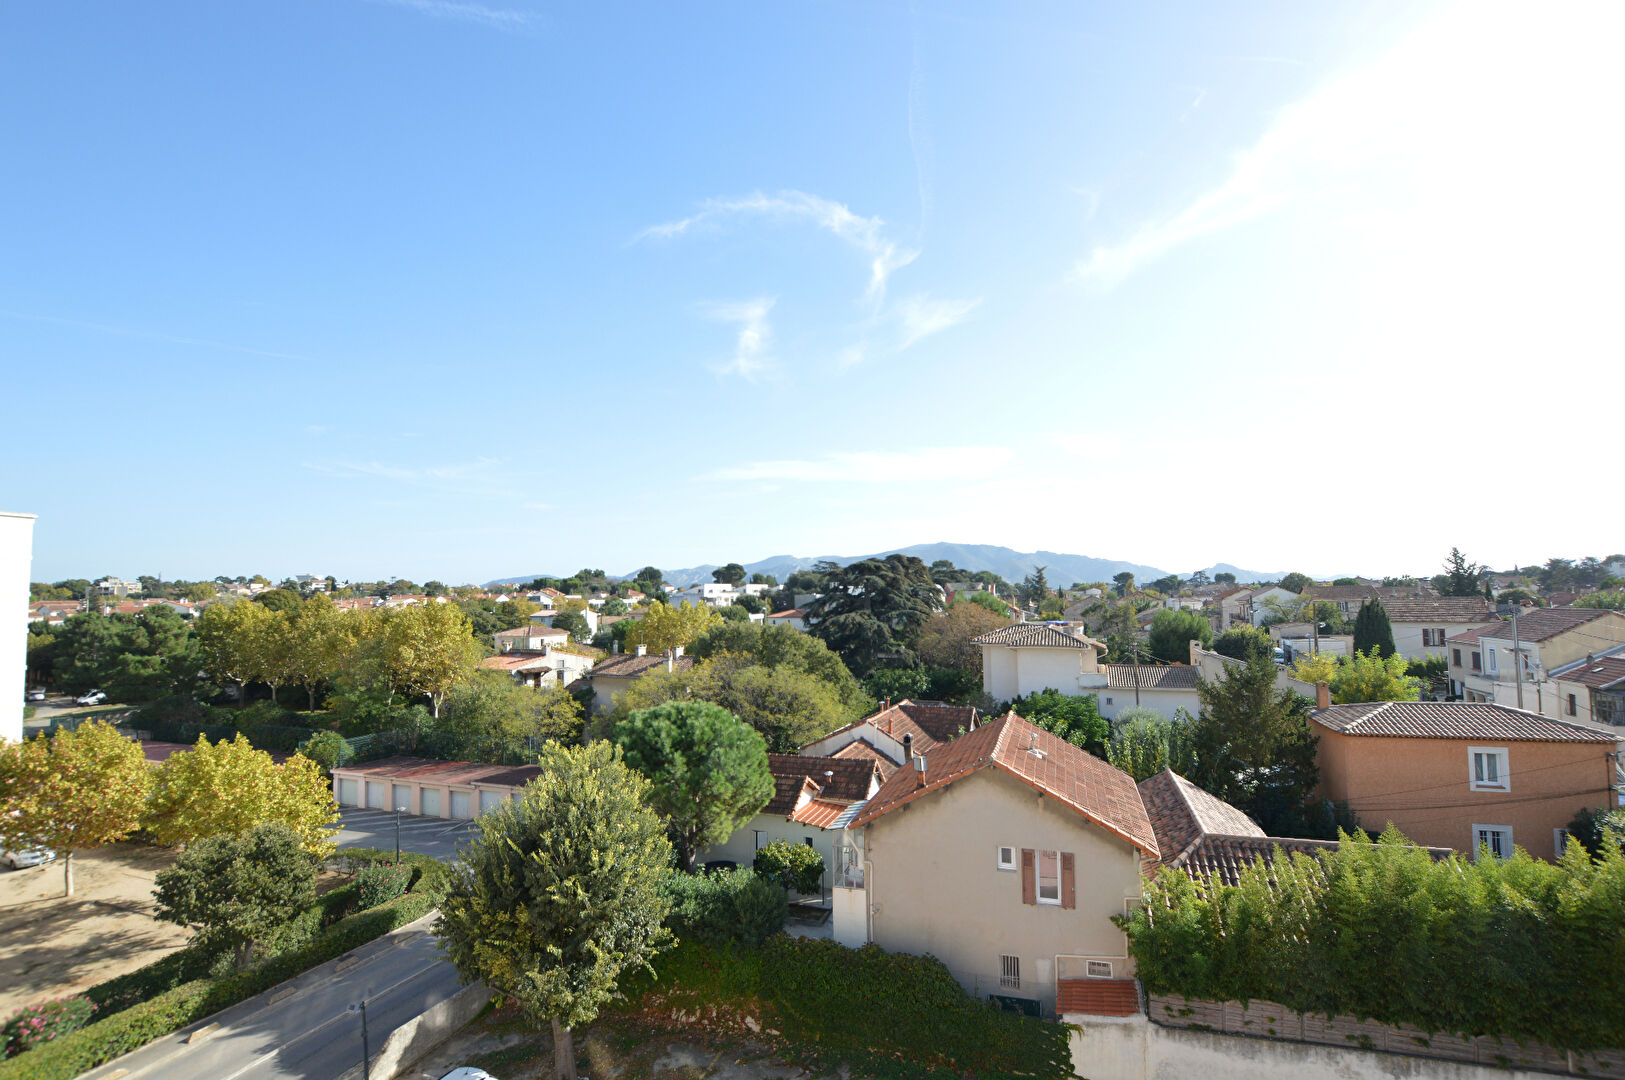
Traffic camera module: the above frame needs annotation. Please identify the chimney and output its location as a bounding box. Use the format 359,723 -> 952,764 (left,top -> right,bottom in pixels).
635,643 -> 647,657
1315,681 -> 1330,710
902,733 -> 913,761
673,645 -> 684,659
667,648 -> 674,673
913,752 -> 928,787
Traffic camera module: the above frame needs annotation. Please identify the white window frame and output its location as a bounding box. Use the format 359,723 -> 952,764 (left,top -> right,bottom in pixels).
996,845 -> 1017,871
1469,746 -> 1509,792
1036,849 -> 1061,906
999,954 -> 1021,989
1086,960 -> 1114,978
1472,824 -> 1512,861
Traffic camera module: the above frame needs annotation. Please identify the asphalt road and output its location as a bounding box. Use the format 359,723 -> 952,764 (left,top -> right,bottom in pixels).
334,808 -> 479,862
80,913 -> 463,1080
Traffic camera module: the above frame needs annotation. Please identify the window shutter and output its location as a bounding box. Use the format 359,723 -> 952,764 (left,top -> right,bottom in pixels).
1061,852 -> 1076,909
1021,848 -> 1036,906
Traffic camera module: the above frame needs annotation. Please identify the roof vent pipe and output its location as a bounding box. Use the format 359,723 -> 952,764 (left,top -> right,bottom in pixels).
913,753 -> 927,787
902,733 -> 913,760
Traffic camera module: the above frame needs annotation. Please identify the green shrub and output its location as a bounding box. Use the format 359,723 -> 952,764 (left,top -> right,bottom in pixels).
0,891 -> 434,1080
616,937 -> 1073,1080
338,848 -> 450,900
298,730 -> 349,770
662,867 -> 786,947
753,840 -> 824,894
2,999 -> 96,1057
355,862 -> 411,909
1118,828 -> 1625,1050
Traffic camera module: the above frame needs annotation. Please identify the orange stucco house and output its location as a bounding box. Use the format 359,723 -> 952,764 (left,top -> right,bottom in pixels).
1310,700 -> 1619,859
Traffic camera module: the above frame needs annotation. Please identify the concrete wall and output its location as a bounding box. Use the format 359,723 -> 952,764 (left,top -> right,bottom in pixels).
1096,687 -> 1199,722
0,512 -> 36,745
1065,1013 -> 1598,1080
862,767 -> 1143,1015
337,981 -> 491,1080
1315,728 -> 1613,856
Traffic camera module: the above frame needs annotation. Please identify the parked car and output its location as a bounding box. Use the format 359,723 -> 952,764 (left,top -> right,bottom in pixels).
2,849 -> 56,870
76,689 -> 107,706
438,1070 -> 499,1080
25,687 -> 46,702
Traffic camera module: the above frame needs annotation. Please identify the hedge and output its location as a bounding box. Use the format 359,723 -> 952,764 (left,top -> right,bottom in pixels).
337,849 -> 451,901
617,936 -> 1074,1080
0,891 -> 435,1080
661,867 -> 786,948
1118,828 -> 1625,1051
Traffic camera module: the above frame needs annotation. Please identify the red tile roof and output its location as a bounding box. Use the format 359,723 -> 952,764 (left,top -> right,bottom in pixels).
973,623 -> 1104,649
1311,701 -> 1616,743
589,651 -> 695,678
830,738 -> 898,778
1057,978 -> 1140,1016
789,798 -> 849,828
1138,769 -> 1263,861
768,609 -> 806,618
332,754 -> 542,787
1552,654 -> 1625,691
765,753 -> 878,815
851,712 -> 1159,856
1381,596 -> 1497,623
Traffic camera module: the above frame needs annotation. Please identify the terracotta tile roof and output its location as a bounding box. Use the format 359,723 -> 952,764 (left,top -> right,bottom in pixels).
851,712 -> 1159,856
1476,606 -> 1619,643
767,753 -> 878,808
767,774 -> 820,816
495,625 -> 568,639
1057,978 -> 1140,1016
332,754 -> 541,788
1381,596 -> 1498,623
768,609 -> 806,618
1311,701 -> 1617,743
790,798 -> 849,828
806,699 -> 980,757
1103,665 -> 1199,690
1551,653 -> 1625,691
830,738 -> 899,777
1446,624 -> 1499,644
1299,585 -> 1377,602
588,651 -> 695,678
1170,834 -> 1454,887
1138,770 -> 1262,860
973,623 -> 1104,649
479,653 -> 550,672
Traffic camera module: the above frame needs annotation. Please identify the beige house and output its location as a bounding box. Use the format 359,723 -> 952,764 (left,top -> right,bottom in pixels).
842,711 -> 1159,1016
477,646 -> 595,688
1548,646 -> 1625,729
973,623 -> 1200,720
586,644 -> 694,713
492,625 -> 571,653
1447,607 -> 1625,717
1380,596 -> 1498,660
799,698 -> 979,774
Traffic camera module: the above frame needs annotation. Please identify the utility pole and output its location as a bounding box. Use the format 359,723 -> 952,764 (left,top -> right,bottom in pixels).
349,998 -> 371,1080
1132,642 -> 1142,707
1511,606 -> 1524,711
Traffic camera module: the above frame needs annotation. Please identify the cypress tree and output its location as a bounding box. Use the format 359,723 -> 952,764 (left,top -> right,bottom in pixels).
1353,598 -> 1397,658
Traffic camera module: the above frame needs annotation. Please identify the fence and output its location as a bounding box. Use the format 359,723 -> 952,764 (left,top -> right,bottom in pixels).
1146,994 -> 1625,1078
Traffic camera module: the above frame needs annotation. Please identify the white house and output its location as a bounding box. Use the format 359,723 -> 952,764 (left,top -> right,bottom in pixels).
972,623 -> 1201,720
478,647 -> 595,688
1378,596 -> 1499,660
765,608 -> 807,631
1248,586 -> 1300,625
493,625 -> 571,653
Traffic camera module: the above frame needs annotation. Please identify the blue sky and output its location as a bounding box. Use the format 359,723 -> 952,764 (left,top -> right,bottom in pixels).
4,1 -> 1620,584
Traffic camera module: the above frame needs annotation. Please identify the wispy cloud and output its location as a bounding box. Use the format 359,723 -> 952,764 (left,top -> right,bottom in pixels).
701,298 -> 775,380
640,190 -> 917,304
896,294 -> 981,350
303,457 -> 521,499
701,445 -> 1013,485
0,309 -> 312,363
366,0 -> 537,32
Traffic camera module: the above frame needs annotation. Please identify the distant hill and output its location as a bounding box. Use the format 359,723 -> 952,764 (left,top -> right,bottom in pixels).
488,544 -> 1281,590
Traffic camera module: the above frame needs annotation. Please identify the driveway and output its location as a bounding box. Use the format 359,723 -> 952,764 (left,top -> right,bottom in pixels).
335,808 -> 478,862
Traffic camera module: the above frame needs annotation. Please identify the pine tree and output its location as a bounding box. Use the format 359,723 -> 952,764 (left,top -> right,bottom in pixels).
1353,598 -> 1397,658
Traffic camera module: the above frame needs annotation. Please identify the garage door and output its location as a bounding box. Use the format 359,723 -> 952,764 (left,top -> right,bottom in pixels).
449,791 -> 473,819
479,790 -> 504,815
419,788 -> 441,818
392,785 -> 413,813
366,781 -> 386,809
338,779 -> 359,807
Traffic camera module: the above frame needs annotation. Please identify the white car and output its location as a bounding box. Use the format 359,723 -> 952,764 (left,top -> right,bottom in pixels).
438,1070 -> 499,1080
2,849 -> 56,870
76,689 -> 108,706
25,688 -> 45,702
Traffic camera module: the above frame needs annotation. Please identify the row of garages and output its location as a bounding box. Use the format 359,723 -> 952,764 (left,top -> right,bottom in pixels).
331,756 -> 541,820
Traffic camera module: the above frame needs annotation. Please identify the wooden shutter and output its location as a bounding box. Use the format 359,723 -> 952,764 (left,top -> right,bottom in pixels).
1061,852 -> 1076,909
1020,848 -> 1036,906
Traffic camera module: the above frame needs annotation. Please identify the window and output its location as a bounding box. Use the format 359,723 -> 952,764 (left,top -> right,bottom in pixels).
996,846 -> 1017,871
1471,651 -> 1482,671
1423,629 -> 1445,647
1470,747 -> 1509,791
1567,694 -> 1577,717
1473,825 -> 1512,860
1452,647 -> 1462,667
1488,649 -> 1498,675
803,837 -> 814,846
999,954 -> 1021,989
1555,828 -> 1570,857
1037,849 -> 1061,905
1086,960 -> 1114,978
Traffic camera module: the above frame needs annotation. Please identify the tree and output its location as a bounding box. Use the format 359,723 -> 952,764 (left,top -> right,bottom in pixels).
613,660 -> 849,752
688,621 -> 871,719
914,601 -> 1011,673
144,734 -> 340,855
1106,707 -> 1197,782
1278,573 -> 1314,594
754,839 -> 824,894
964,590 -> 1011,618
613,702 -> 773,871
1149,574 -> 1181,595
153,823 -> 318,968
602,597 -> 629,616
254,588 -> 303,613
1352,599 -> 1397,659
712,562 -> 747,586
1331,649 -> 1421,704
1289,651 -> 1339,685
0,721 -> 151,896
1439,548 -> 1485,597
1212,625 -> 1273,663
749,572 -> 777,586
551,609 -> 592,641
1112,572 -> 1135,597
624,600 -> 720,653
1187,570 -> 1211,588
439,671 -> 585,748
1213,572 -> 1237,585
435,741 -> 673,1080
1009,690 -> 1108,756
1147,608 -> 1213,664
1019,566 -> 1050,608
181,582 -> 216,602
804,555 -> 942,675
1190,653 -> 1320,836
382,602 -> 480,717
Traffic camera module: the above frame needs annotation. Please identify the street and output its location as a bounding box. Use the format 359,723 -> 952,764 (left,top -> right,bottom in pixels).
79,913 -> 465,1080
334,807 -> 478,862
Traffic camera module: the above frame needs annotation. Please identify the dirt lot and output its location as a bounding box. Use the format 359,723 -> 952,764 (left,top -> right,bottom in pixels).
0,842 -> 191,1015
409,1004 -> 864,1080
